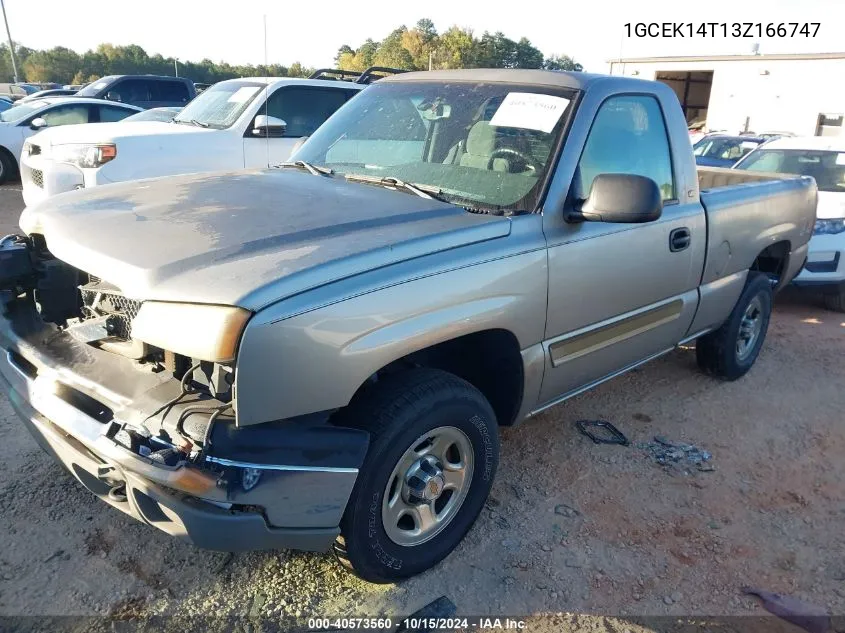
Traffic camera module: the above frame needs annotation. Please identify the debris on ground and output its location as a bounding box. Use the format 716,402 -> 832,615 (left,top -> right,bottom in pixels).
639,435 -> 713,474
575,419 -> 629,445
742,586 -> 832,633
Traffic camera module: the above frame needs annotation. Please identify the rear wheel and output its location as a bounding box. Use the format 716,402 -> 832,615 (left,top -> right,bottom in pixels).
696,272 -> 773,380
333,368 -> 499,583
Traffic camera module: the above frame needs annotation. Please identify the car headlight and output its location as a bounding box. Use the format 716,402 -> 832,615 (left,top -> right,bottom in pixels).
814,219 -> 845,235
132,302 -> 251,363
52,143 -> 117,169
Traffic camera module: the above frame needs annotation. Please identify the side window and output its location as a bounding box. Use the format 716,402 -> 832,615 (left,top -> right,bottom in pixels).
39,104 -> 91,126
107,80 -> 151,104
578,95 -> 675,201
264,87 -> 351,138
152,81 -> 190,103
99,105 -> 134,122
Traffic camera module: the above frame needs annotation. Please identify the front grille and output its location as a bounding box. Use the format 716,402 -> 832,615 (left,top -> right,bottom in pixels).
30,168 -> 44,189
79,279 -> 141,340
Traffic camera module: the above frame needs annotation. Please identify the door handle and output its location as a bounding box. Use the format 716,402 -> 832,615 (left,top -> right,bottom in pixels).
669,227 -> 691,252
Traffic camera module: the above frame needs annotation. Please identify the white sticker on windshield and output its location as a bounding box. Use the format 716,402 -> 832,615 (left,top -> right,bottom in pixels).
92,82 -> 108,90
227,86 -> 260,104
741,141 -> 759,150
837,153 -> 845,166
489,92 -> 570,133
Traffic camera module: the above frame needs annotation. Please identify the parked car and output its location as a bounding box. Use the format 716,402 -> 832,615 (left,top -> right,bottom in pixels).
73,75 -> 196,109
20,69 -> 391,206
120,106 -> 182,123
18,88 -> 78,103
0,97 -> 142,184
734,136 -> 845,310
0,83 -> 39,102
755,131 -> 796,140
693,134 -> 766,167
1,69 -> 815,582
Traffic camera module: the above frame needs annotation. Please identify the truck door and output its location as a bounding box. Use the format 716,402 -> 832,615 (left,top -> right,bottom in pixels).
538,94 -> 706,406
243,86 -> 355,168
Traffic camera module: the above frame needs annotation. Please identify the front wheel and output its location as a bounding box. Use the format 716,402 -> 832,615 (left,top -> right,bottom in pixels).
0,150 -> 15,185
334,368 -> 499,583
696,272 -> 773,380
822,284 -> 845,313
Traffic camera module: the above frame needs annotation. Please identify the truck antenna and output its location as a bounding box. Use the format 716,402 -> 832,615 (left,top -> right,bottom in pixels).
264,14 -> 269,168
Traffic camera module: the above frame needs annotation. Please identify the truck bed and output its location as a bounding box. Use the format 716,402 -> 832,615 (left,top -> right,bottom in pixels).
696,166 -> 817,288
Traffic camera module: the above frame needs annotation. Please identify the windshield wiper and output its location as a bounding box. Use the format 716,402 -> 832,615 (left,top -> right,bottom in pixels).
172,118 -> 208,128
344,174 -> 446,201
276,161 -> 334,176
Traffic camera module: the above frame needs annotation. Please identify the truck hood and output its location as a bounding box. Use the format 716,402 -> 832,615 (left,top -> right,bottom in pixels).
20,169 -> 511,310
30,120 -> 211,147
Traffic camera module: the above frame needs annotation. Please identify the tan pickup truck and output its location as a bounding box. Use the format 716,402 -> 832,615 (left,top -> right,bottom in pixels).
0,69 -> 816,582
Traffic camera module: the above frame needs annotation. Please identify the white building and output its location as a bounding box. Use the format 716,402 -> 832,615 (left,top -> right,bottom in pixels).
607,53 -> 845,137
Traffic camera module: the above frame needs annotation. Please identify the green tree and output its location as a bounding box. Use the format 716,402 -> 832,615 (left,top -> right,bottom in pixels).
514,37 -> 543,69
474,31 -> 518,68
21,46 -> 80,82
334,45 -> 354,66
373,27 -> 414,69
544,55 -> 583,71
434,27 -> 475,69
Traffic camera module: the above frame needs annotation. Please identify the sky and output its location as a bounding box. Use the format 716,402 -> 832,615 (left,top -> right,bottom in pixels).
4,0 -> 844,73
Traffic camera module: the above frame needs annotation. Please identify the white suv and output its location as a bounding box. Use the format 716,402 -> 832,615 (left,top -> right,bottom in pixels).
734,136 -> 845,311
20,72 -> 377,207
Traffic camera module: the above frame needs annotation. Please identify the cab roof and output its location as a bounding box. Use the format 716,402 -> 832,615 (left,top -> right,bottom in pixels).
380,68 -> 657,92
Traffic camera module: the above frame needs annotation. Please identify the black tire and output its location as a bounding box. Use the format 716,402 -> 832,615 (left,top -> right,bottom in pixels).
696,272 -> 773,380
0,149 -> 15,185
822,285 -> 845,313
333,368 -> 499,583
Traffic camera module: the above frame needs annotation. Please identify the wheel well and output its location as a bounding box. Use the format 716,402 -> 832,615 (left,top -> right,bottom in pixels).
751,241 -> 790,285
356,329 -> 525,427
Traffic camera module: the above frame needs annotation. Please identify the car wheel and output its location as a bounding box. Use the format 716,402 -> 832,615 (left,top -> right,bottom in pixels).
0,150 -> 15,185
822,285 -> 845,313
333,368 -> 499,583
696,272 -> 773,381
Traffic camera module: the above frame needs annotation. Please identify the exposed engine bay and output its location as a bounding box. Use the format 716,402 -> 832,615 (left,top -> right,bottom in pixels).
0,232 -> 234,467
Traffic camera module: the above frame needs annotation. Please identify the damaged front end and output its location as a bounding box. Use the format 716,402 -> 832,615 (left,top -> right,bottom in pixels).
0,234 -> 367,552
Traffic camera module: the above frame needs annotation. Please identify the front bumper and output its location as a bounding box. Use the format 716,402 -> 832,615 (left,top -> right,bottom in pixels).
791,233 -> 845,289
0,300 -> 366,552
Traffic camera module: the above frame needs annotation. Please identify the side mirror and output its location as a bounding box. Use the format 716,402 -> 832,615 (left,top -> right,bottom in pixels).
30,117 -> 48,130
252,114 -> 286,137
567,173 -> 663,224
105,91 -> 121,102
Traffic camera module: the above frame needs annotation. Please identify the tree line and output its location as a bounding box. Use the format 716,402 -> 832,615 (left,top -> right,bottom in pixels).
0,19 -> 582,85
336,19 -> 582,73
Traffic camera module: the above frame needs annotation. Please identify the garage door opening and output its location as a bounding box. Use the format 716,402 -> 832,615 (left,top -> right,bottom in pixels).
655,71 -> 714,128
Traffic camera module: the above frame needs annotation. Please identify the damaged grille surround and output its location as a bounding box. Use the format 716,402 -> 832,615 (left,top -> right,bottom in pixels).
78,276 -> 141,340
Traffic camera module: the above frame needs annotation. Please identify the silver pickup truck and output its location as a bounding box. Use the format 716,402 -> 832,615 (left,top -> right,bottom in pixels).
0,69 -> 816,583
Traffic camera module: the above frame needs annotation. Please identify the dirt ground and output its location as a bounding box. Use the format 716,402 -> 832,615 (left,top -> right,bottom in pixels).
0,183 -> 843,628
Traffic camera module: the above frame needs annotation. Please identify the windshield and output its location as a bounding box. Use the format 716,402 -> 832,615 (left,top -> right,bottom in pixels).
694,137 -> 762,161
293,81 -> 575,211
76,77 -> 117,97
0,100 -> 47,123
172,81 -> 264,129
123,107 -> 181,123
736,149 -> 845,192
